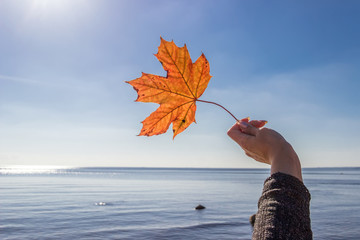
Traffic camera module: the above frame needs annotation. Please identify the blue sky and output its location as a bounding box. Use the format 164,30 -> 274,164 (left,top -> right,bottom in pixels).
1,0 -> 359,168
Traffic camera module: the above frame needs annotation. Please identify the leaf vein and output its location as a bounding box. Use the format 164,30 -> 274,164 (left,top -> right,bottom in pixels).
163,43 -> 195,99
146,100 -> 195,133
135,82 -> 193,100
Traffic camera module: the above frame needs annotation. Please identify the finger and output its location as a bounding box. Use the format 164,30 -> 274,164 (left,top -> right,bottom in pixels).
227,123 -> 254,147
245,151 -> 253,158
245,151 -> 260,161
227,123 -> 243,140
237,120 -> 259,136
249,120 -> 267,128
245,150 -> 268,164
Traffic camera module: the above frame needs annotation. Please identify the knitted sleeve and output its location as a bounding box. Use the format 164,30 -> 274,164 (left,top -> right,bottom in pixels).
252,172 -> 312,240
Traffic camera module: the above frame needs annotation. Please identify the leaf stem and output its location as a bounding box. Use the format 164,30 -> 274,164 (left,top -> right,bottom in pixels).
196,99 -> 239,122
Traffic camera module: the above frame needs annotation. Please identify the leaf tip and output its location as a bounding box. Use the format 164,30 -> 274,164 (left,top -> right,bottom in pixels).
160,36 -> 167,43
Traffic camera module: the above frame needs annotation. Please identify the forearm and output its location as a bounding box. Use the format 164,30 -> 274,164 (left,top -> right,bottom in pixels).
252,172 -> 312,240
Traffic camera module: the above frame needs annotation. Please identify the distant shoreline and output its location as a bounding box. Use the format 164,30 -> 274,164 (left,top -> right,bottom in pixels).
1,165 -> 359,175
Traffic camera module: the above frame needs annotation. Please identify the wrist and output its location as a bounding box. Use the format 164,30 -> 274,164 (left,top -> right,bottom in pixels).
269,143 -> 303,181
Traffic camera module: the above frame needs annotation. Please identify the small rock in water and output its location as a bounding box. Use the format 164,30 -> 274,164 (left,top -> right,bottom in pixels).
195,204 -> 206,210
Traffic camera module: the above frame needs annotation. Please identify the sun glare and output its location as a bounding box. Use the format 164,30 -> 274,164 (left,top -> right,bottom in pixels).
28,0 -> 89,18
31,0 -> 69,13
22,0 -> 92,28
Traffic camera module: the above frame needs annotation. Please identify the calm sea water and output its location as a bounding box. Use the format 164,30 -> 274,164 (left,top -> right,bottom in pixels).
1,167 -> 359,240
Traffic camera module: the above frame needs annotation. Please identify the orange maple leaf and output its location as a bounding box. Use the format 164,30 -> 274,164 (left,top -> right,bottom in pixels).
126,37 -> 212,138
126,37 -> 267,138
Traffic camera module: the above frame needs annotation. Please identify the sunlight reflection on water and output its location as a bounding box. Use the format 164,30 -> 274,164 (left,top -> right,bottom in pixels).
0,165 -> 72,175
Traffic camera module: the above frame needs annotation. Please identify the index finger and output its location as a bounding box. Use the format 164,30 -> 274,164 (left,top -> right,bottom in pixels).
227,122 -> 256,150
249,120 -> 267,128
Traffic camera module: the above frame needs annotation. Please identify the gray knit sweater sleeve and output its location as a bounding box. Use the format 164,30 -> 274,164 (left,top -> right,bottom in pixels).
252,172 -> 312,240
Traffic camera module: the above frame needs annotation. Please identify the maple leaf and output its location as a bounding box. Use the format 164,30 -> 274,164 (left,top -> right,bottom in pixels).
126,37 -> 212,138
126,37 -> 267,138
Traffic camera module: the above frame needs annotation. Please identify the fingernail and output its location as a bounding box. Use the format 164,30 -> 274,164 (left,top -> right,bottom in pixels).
240,117 -> 250,122
239,121 -> 249,128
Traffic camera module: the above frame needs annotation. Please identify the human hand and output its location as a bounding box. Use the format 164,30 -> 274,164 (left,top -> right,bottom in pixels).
227,120 -> 302,181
